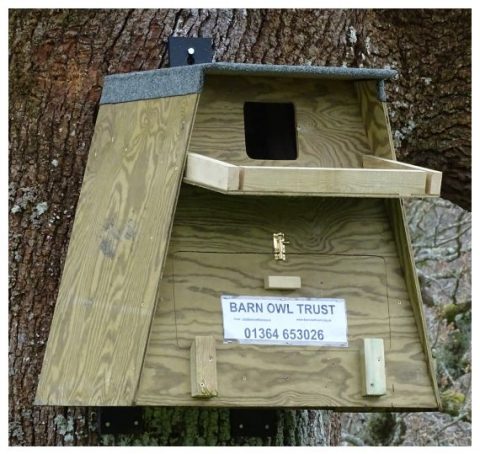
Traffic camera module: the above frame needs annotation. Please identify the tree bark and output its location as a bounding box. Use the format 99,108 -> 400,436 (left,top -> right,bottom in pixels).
9,9 -> 470,446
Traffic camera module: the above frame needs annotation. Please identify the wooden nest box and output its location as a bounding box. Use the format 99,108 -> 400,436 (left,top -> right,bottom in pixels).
36,63 -> 442,410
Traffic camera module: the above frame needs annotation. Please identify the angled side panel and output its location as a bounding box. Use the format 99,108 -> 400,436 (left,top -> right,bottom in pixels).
35,94 -> 199,406
355,80 -> 396,160
385,198 -> 441,409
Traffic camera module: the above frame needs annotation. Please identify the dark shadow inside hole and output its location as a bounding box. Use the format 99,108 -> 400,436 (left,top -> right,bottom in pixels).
243,102 -> 297,160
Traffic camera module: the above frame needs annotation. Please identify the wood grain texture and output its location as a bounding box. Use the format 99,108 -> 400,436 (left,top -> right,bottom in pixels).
239,166 -> 427,197
184,153 -> 434,197
189,75 -> 373,168
185,152 -> 240,191
361,338 -> 386,396
363,155 -> 442,195
355,80 -> 396,159
190,336 -> 218,398
171,253 -> 389,349
35,94 -> 199,406
9,9 -> 467,445
135,187 -> 438,409
385,199 -> 442,408
168,185 -> 397,257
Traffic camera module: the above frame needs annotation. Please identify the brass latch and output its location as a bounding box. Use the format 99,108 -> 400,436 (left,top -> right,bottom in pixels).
273,233 -> 289,261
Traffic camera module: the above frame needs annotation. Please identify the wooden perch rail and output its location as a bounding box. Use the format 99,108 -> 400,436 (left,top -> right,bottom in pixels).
184,153 -> 442,197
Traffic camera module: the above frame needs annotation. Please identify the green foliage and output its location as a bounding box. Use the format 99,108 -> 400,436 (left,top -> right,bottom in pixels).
441,390 -> 465,417
441,303 -> 470,324
365,413 -> 406,446
437,308 -> 471,380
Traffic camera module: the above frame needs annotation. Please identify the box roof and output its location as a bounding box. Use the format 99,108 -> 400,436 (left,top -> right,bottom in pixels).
100,62 -> 397,105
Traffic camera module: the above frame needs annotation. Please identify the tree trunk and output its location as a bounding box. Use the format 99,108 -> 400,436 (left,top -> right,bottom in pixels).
9,9 -> 470,446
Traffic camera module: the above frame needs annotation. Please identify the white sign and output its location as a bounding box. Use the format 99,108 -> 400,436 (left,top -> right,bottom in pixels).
221,295 -> 348,347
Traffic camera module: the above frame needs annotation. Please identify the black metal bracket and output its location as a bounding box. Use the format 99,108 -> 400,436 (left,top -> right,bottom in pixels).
168,37 -> 213,67
230,409 -> 277,437
97,407 -> 144,435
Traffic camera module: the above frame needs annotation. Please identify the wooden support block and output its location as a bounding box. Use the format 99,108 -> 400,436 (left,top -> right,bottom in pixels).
185,152 -> 240,191
363,155 -> 442,196
361,338 -> 386,397
190,336 -> 218,398
264,275 -> 302,290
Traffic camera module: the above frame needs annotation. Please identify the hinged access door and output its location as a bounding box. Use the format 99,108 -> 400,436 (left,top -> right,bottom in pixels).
136,249 -> 437,408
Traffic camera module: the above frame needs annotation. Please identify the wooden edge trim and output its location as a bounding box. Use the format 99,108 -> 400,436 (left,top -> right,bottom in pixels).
184,153 -> 430,197
240,166 -> 427,196
361,338 -> 386,397
190,336 -> 218,399
184,152 -> 240,192
363,155 -> 442,196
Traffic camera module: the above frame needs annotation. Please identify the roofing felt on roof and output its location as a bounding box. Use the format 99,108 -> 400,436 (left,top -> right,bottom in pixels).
100,62 -> 397,105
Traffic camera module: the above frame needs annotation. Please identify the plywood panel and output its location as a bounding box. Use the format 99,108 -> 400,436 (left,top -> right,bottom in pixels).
137,342 -> 436,409
385,199 -> 441,407
172,253 -> 389,349
135,190 -> 438,409
355,80 -> 396,159
189,75 -> 373,168
169,185 -> 397,257
35,94 -> 199,406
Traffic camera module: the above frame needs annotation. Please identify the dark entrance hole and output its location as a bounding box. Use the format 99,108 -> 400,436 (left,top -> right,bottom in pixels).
243,102 -> 298,160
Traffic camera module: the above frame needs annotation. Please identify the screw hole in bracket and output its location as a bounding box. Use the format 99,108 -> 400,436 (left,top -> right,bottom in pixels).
230,409 -> 277,437
97,407 -> 144,435
168,37 -> 213,67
